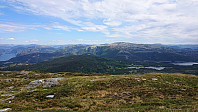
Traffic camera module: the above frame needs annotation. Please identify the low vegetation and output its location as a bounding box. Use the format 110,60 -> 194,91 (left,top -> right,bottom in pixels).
1,54 -> 127,74
0,71 -> 198,111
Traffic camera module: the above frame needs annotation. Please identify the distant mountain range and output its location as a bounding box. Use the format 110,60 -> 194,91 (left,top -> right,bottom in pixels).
78,42 -> 198,62
167,44 -> 198,49
0,44 -> 57,56
0,42 -> 198,64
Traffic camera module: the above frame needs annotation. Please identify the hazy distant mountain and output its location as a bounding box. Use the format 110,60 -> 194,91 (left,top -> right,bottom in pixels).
0,44 -> 58,55
7,52 -> 65,64
55,44 -> 90,55
0,44 -> 88,64
168,45 -> 198,49
0,44 -> 59,61
14,45 -> 57,56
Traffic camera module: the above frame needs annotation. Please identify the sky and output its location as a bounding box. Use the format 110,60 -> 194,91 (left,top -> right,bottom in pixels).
0,0 -> 198,45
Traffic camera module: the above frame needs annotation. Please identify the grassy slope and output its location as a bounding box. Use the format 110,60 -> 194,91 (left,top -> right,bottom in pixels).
0,71 -> 198,112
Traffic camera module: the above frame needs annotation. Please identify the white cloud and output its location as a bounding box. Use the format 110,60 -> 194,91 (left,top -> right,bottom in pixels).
82,24 -> 107,32
0,4 -> 7,15
25,40 -> 39,43
0,22 -> 77,32
103,19 -> 122,26
0,22 -> 43,32
50,22 -> 82,31
65,38 -> 117,44
0,5 -> 6,8
7,38 -> 15,40
52,23 -> 71,31
3,0 -> 198,43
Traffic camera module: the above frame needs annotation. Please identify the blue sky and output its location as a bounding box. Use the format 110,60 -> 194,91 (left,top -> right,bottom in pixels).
0,0 -> 198,45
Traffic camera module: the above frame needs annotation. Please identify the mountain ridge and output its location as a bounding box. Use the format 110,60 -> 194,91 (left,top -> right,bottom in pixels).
1,42 -> 198,65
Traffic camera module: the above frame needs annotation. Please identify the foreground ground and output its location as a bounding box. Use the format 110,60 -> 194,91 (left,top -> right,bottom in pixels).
0,71 -> 198,112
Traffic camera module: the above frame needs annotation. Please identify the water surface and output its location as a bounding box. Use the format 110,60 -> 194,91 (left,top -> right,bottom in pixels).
127,66 -> 166,70
172,62 -> 198,66
0,53 -> 16,61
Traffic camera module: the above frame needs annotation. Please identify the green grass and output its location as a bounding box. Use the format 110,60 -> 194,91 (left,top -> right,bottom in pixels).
0,71 -> 198,111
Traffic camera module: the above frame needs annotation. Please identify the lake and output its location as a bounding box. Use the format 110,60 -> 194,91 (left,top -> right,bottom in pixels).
172,62 -> 198,66
127,66 -> 166,70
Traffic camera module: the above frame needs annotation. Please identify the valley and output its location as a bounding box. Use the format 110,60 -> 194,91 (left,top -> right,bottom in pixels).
0,42 -> 197,75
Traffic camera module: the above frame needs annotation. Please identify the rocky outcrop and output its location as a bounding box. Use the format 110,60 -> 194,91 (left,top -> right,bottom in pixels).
0,96 -> 15,103
26,80 -> 42,89
46,95 -> 54,99
27,78 -> 64,89
0,108 -> 12,112
19,70 -> 29,75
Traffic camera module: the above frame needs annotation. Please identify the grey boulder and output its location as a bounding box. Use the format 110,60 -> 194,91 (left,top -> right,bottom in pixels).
27,78 -> 63,89
27,80 -> 43,89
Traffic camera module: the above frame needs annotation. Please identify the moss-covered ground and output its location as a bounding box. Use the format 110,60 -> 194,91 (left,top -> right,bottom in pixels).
0,71 -> 198,111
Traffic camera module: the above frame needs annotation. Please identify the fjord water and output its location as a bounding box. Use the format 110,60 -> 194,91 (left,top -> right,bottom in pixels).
172,62 -> 198,66
127,66 -> 166,70
0,53 -> 16,61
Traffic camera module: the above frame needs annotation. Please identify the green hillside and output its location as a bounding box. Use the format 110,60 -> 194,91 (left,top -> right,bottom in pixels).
3,54 -> 127,73
0,71 -> 198,111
